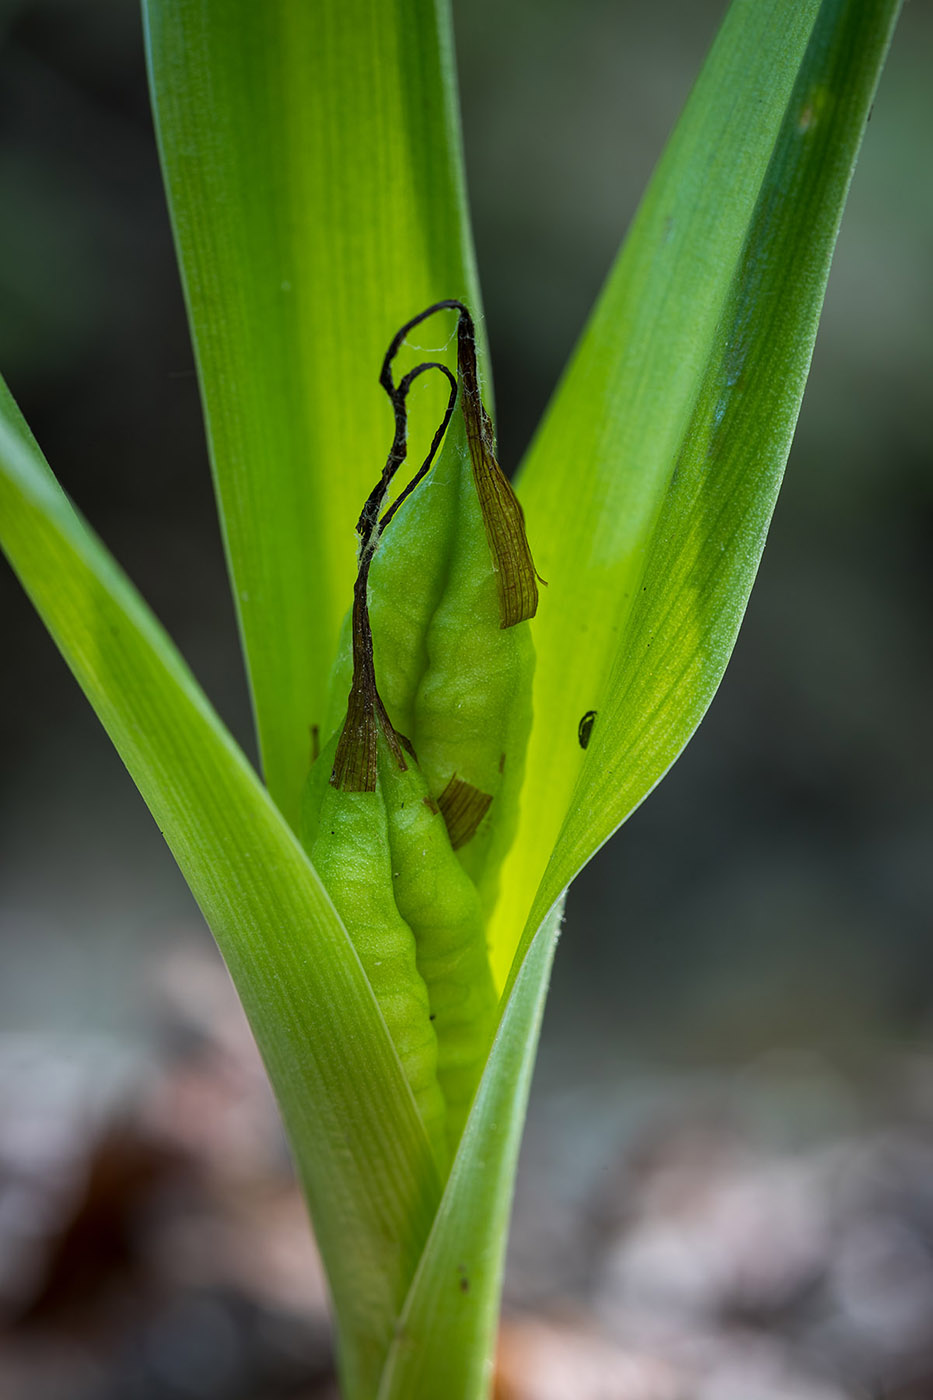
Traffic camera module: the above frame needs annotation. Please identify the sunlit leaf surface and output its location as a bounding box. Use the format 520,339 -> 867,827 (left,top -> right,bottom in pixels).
494,0 -> 900,988
143,0 -> 484,830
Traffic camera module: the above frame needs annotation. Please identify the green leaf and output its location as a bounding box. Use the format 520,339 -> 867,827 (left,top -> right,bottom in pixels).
376,901 -> 563,1400
491,0 -> 901,984
0,383 -> 440,1400
143,0 -> 484,832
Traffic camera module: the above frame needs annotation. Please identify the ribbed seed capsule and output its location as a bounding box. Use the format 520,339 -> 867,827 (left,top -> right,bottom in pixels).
368,305 -> 538,915
384,422 -> 534,914
301,732 -> 448,1171
301,301 -> 538,1166
380,754 -> 498,1154
327,417 -> 535,918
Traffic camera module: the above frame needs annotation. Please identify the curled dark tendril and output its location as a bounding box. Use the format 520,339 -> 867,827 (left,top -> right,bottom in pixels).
356,357 -> 457,557
332,323 -> 458,792
331,299 -> 540,793
384,300 -> 542,625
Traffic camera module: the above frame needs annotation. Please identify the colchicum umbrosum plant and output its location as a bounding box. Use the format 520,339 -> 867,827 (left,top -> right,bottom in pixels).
0,1 -> 901,1396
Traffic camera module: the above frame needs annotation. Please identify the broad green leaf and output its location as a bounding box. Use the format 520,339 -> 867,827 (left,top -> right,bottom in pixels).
0,383 -> 440,1400
143,0 -> 484,832
492,0 -> 901,985
376,901 -> 563,1400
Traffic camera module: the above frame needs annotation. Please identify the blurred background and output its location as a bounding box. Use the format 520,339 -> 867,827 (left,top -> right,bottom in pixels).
1,1 -> 931,1396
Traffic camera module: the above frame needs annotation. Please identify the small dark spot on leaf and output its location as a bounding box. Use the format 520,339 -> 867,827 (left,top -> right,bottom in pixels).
498,752 -> 506,774
578,711 -> 597,750
429,1013 -> 436,1021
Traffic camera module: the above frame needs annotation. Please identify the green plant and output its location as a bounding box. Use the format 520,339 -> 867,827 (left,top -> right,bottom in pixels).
0,1 -> 901,1396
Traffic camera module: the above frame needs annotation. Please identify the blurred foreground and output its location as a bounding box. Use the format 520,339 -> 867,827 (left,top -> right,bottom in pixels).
2,945 -> 932,1400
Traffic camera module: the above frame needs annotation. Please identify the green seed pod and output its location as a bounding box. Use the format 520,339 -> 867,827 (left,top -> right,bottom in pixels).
379,752 -> 498,1154
300,302 -> 538,1163
325,438 -> 534,916
302,730 -> 448,1171
367,304 -> 538,916
383,425 -> 534,911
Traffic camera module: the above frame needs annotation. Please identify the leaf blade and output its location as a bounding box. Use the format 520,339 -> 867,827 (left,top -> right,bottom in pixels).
492,0 -> 900,983
0,384 -> 440,1400
377,900 -> 563,1400
143,0 -> 484,830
